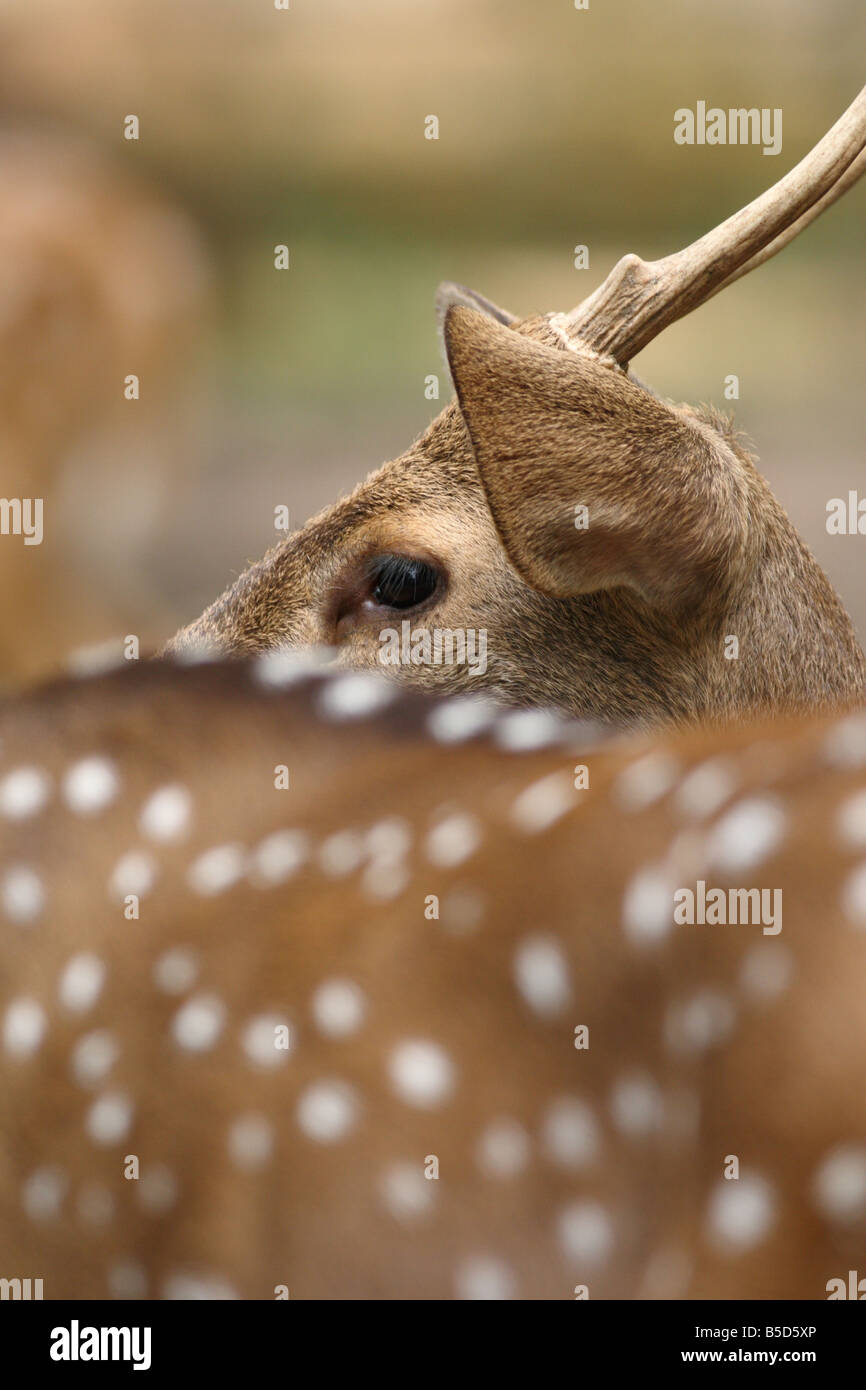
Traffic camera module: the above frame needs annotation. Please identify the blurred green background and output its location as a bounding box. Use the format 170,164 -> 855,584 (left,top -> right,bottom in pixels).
0,0 -> 863,677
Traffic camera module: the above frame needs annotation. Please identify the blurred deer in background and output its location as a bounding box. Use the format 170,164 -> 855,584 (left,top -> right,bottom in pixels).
1,655 -> 866,1298
170,87 -> 866,730
0,130 -> 208,684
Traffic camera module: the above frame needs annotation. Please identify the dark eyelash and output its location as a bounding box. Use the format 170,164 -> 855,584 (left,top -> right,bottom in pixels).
369,555 -> 422,592
367,554 -> 439,610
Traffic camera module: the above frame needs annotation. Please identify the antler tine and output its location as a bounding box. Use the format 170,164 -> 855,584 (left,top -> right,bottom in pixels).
562,84 -> 866,367
707,140 -> 866,301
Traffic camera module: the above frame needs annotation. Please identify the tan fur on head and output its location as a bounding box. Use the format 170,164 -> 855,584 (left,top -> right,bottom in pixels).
167,288 -> 866,731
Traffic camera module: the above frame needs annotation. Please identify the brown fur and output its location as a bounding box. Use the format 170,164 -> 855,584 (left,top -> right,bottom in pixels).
168,297 -> 866,730
1,660 -> 866,1297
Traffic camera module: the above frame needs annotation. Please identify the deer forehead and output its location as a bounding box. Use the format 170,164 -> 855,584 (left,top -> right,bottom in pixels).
317,498 -> 501,575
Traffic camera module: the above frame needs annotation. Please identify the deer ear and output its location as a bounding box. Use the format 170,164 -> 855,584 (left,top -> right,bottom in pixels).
443,305 -> 751,610
435,281 -> 516,342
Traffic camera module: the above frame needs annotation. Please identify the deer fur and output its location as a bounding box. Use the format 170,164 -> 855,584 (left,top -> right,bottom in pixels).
168,294 -> 866,730
2,658 -> 866,1298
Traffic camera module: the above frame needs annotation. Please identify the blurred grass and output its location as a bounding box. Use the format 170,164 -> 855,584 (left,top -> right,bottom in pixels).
223,237 -> 864,411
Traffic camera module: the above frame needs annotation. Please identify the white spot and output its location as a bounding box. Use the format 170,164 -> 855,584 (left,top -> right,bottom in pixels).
614,751 -> 679,812
254,645 -> 334,688
557,1201 -> 614,1266
296,1080 -> 359,1143
378,1162 -> 436,1221
427,694 -> 497,744
841,862 -> 866,928
22,1166 -> 67,1221
187,844 -> 246,896
738,944 -> 794,1001
311,979 -> 366,1038
476,1118 -> 531,1178
3,997 -> 46,1057
170,637 -> 222,667
86,1090 -> 134,1145
59,954 -> 106,1013
542,1097 -> 600,1169
706,797 -> 786,873
361,811 -> 411,900
366,818 -> 412,865
109,850 -> 157,902
510,771 -> 574,835
67,641 -> 126,677
513,935 -> 571,1018
1,865 -> 45,923
674,758 -> 737,821
825,713 -> 866,770
425,812 -> 481,868
249,830 -> 309,886
139,784 -> 192,842
454,1255 -> 517,1301
317,671 -> 396,721
0,766 -> 51,819
812,1145 -> 866,1223
172,994 -> 226,1052
162,1273 -> 239,1300
77,1183 -> 115,1226
62,756 -> 120,816
152,947 -> 199,995
622,865 -> 675,945
389,1039 -> 456,1109
318,830 -> 365,878
494,708 -> 564,752
138,1165 -> 179,1214
228,1114 -> 274,1171
71,1030 -> 119,1088
242,1012 -> 292,1068
665,990 -> 736,1056
108,1260 -> 148,1299
609,1073 -> 663,1137
837,790 -> 866,850
705,1174 -> 776,1252
361,857 -> 410,902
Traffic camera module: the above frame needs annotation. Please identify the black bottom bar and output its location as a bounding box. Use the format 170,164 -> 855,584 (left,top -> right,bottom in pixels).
2,1299 -> 860,1375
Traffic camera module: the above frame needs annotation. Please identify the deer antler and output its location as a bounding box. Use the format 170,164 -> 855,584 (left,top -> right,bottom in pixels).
561,84 -> 866,367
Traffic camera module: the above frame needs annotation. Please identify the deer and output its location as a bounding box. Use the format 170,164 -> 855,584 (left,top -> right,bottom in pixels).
1,651 -> 866,1300
0,130 -> 207,684
166,86 -> 866,732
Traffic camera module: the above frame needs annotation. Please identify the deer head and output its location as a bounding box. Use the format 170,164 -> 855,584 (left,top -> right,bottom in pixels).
168,88 -> 866,730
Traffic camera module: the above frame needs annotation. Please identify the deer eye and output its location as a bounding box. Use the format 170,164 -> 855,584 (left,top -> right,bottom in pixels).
368,555 -> 440,611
